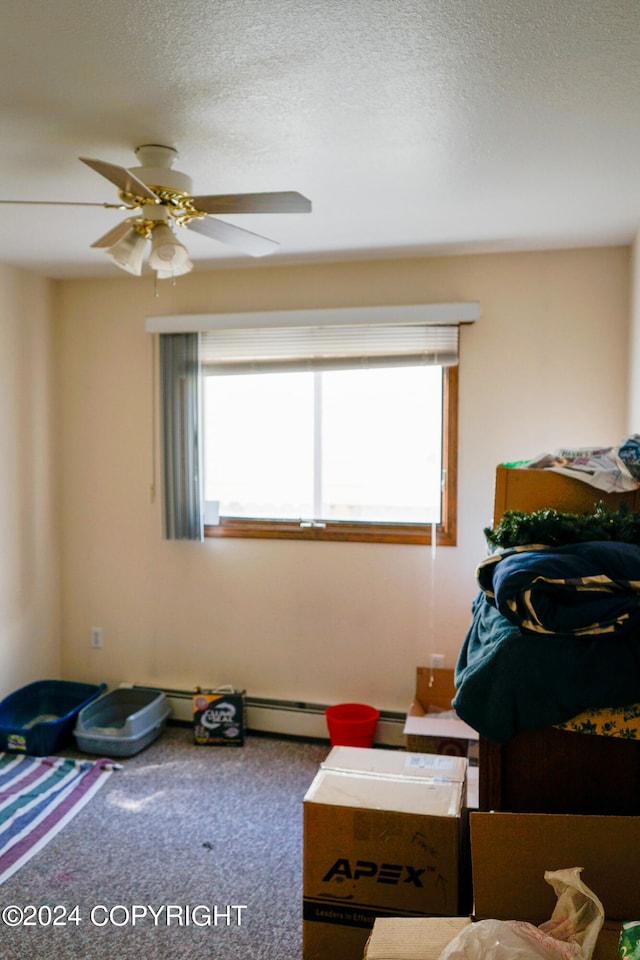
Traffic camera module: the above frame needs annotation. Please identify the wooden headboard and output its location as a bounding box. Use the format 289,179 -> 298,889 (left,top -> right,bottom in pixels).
493,464 -> 640,525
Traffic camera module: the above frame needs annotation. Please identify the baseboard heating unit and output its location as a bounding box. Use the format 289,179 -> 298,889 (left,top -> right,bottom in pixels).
123,684 -> 406,748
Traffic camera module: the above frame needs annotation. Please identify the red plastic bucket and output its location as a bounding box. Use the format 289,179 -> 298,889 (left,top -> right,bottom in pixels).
325,703 -> 380,748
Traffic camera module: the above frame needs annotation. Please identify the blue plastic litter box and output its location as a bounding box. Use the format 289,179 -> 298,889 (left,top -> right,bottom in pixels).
74,687 -> 171,757
0,679 -> 105,755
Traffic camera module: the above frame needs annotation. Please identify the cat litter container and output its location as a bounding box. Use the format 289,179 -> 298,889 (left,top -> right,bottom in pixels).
0,679 -> 106,755
74,687 -> 171,757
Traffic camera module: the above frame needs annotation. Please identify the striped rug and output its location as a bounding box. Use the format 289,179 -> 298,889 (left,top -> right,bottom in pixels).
0,752 -> 118,883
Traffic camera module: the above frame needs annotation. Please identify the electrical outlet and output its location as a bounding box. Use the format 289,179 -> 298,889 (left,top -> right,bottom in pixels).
91,627 -> 103,649
430,653 -> 445,669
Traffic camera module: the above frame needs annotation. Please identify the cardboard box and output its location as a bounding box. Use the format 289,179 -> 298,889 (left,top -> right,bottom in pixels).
364,811 -> 640,960
364,917 -> 471,959
326,744 -> 478,819
193,686 -> 245,745
323,745 -> 467,783
404,668 -> 478,764
303,746 -> 467,960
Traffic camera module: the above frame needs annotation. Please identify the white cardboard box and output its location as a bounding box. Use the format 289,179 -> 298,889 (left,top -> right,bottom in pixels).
404,668 -> 478,764
324,745 -> 468,783
303,746 -> 468,960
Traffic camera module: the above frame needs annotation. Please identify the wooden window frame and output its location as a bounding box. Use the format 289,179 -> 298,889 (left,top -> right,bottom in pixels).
204,365 -> 458,546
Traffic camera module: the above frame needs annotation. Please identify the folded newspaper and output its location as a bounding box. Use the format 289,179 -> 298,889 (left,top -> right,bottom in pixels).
517,435 -> 640,493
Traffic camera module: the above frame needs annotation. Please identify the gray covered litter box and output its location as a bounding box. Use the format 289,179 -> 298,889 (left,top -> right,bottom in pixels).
73,687 -> 171,757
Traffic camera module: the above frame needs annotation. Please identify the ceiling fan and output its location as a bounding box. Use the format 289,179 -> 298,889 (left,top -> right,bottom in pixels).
0,144 -> 312,279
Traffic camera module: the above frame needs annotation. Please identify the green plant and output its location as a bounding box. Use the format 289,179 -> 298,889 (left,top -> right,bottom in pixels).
484,501 -> 640,549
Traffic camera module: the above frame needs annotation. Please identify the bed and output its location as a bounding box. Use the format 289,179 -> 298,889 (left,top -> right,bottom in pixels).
454,464 -> 640,815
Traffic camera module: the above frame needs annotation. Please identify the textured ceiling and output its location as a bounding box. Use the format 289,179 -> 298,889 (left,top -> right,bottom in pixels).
1,0 -> 640,277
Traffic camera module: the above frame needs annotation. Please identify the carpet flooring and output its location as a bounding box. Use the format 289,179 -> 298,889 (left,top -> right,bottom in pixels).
0,725 -> 329,959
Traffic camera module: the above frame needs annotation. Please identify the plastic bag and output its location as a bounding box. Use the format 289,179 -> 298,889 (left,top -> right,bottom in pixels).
438,867 -> 604,960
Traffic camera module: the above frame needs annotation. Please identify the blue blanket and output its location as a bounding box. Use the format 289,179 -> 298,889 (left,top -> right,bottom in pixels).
477,541 -> 640,638
453,592 -> 640,742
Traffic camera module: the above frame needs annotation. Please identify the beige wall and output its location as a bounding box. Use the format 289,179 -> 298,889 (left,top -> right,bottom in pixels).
54,247 -> 630,713
0,265 -> 60,697
629,231 -> 640,432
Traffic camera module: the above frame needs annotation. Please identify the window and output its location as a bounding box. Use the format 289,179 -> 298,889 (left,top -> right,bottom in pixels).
150,303 -> 477,545
202,364 -> 458,546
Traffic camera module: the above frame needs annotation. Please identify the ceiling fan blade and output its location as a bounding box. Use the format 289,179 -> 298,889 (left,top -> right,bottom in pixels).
186,216 -> 279,257
90,219 -> 138,249
190,191 -> 312,215
80,157 -> 158,202
0,199 -> 116,207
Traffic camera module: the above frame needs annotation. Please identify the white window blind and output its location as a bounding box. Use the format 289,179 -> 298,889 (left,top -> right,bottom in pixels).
199,322 -> 459,374
146,303 -> 479,346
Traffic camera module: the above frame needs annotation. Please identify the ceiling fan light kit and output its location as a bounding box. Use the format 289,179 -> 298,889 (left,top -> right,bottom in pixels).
1,143 -> 311,280
106,227 -> 148,276
148,222 -> 193,277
